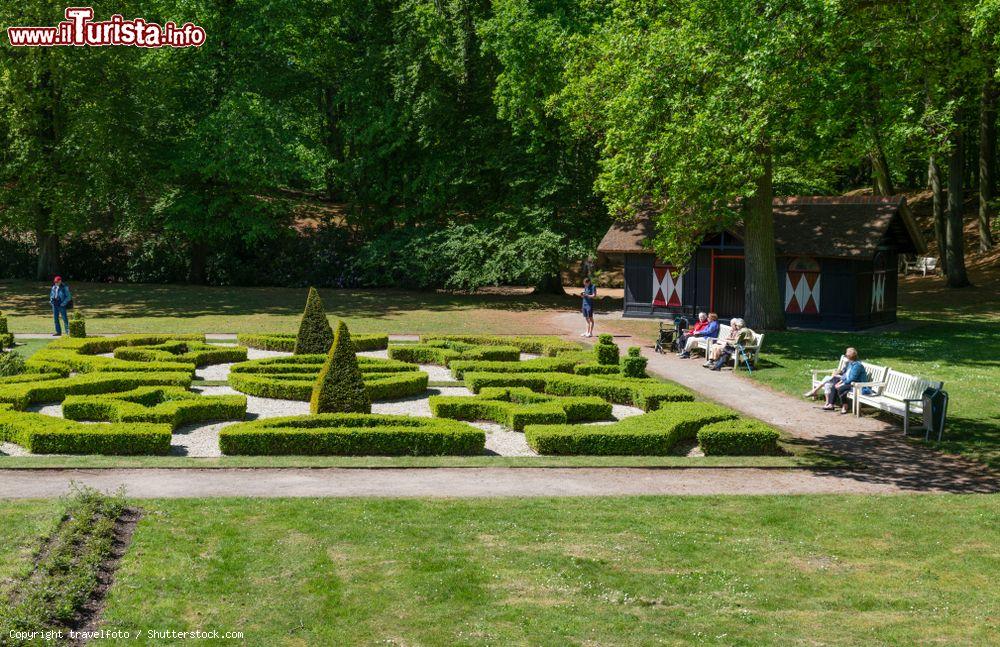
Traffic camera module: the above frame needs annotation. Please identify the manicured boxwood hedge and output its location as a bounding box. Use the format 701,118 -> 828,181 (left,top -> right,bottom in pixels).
420,335 -> 581,357
228,355 -> 427,401
449,356 -> 577,379
0,333 -> 12,349
113,341 -> 247,367
462,372 -> 693,411
236,332 -> 390,353
294,287 -> 335,354
620,347 -> 648,378
26,334 -> 206,376
429,386 -> 612,431
572,362 -> 621,376
388,340 -> 521,367
0,410 -> 172,455
219,413 -> 485,456
0,371 -> 193,410
595,334 -> 620,366
524,402 -> 739,455
697,419 -> 782,456
62,387 -> 246,429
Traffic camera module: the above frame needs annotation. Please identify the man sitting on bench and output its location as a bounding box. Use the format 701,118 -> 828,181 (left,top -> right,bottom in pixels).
678,313 -> 719,358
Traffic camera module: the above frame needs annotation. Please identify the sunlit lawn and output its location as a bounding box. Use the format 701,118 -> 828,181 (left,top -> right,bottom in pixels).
66,495 -> 1000,646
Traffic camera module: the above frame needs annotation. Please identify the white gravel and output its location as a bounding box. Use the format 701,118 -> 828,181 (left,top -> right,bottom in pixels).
474,422 -> 537,456
0,442 -> 30,457
28,403 -> 63,418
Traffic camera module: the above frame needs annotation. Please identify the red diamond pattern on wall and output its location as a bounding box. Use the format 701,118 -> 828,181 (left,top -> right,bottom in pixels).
785,271 -> 820,314
653,266 -> 683,307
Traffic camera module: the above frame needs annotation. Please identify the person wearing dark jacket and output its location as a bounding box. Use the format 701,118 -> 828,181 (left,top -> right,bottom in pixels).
49,276 -> 71,336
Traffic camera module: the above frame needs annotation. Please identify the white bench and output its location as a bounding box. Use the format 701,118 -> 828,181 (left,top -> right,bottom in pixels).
902,256 -> 938,277
692,324 -> 730,357
853,369 -> 944,435
730,331 -> 765,370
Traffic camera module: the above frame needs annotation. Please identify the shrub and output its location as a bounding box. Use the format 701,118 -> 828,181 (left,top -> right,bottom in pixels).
0,312 -> 10,349
420,335 -> 581,357
113,341 -> 247,367
0,409 -> 171,455
389,342 -> 521,367
0,311 -> 7,334
63,387 -> 246,429
461,372 -> 693,411
449,356 -> 577,379
311,322 -> 371,414
524,402 -> 739,455
0,371 -> 193,410
294,287 -> 334,355
0,351 -> 26,377
697,419 -> 782,456
573,362 -> 620,376
238,332 -> 389,353
595,335 -> 620,366
26,335 -> 205,376
219,414 -> 485,456
620,347 -> 648,378
68,311 -> 87,338
228,355 -> 426,401
429,387 -> 612,431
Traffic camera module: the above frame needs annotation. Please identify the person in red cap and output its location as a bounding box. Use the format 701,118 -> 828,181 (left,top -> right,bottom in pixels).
48,276 -> 72,336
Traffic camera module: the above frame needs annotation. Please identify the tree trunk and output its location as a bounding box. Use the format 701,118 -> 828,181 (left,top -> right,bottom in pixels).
188,241 -> 210,285
871,147 -> 895,196
533,271 -> 566,296
35,229 -> 61,280
979,78 -> 996,252
743,149 -> 785,331
946,133 -> 971,287
929,155 -> 947,272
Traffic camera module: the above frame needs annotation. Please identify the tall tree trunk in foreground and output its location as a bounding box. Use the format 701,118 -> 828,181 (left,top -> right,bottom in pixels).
534,271 -> 566,295
979,78 -> 996,252
929,155 -> 947,271
743,148 -> 785,330
34,228 -> 61,280
946,133 -> 971,287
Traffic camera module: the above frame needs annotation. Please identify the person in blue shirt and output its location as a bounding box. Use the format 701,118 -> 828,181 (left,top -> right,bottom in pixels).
678,313 -> 720,358
49,276 -> 71,336
823,347 -> 865,413
579,277 -> 596,337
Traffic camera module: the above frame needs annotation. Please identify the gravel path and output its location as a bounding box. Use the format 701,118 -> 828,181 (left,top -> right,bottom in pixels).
0,467 -> 941,498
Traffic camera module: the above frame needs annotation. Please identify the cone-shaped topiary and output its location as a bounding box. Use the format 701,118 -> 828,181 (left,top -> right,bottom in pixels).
310,321 -> 372,414
68,311 -> 87,338
294,287 -> 333,355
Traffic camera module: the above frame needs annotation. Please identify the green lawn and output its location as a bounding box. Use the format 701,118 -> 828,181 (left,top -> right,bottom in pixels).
0,500 -> 61,593
30,495 -> 989,645
1,280 -> 595,335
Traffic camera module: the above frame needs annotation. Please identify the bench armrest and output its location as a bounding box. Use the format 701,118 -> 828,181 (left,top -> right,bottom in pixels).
852,381 -> 886,396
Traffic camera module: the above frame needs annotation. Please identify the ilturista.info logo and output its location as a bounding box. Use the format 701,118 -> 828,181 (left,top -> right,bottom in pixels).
6,7 -> 205,48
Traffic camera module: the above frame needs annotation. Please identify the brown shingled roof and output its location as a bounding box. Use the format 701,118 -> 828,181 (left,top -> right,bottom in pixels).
597,195 -> 926,258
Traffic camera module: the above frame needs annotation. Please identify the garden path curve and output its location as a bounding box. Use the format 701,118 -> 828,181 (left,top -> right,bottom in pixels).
545,311 -> 998,494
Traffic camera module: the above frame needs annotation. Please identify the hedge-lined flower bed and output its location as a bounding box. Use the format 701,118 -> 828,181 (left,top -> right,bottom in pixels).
0,372 -> 193,410
462,372 -> 693,411
228,355 -> 427,401
26,334 -> 206,376
62,387 -> 246,429
696,419 -> 782,455
218,413 -> 485,455
420,335 -> 581,357
236,332 -> 389,353
429,386 -> 612,431
0,410 -> 172,455
449,356 -> 578,379
524,402 -> 738,455
113,341 -> 247,367
388,340 -> 520,367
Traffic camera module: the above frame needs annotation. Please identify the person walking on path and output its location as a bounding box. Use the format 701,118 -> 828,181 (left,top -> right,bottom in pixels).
579,277 -> 597,337
49,276 -> 72,336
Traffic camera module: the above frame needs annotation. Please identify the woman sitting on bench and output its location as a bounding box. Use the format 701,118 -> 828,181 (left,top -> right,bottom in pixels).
703,318 -> 755,371
807,347 -> 864,413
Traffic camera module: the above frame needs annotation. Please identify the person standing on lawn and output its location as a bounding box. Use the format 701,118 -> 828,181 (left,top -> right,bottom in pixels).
580,277 -> 597,337
49,276 -> 71,336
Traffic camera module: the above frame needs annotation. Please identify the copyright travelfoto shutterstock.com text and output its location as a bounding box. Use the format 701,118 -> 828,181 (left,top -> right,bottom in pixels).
6,7 -> 205,48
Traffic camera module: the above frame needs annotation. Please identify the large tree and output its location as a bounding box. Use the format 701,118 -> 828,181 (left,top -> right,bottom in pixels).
560,0 -> 853,329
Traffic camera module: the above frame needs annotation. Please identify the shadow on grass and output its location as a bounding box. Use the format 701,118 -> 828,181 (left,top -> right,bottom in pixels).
1,280 -> 622,320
